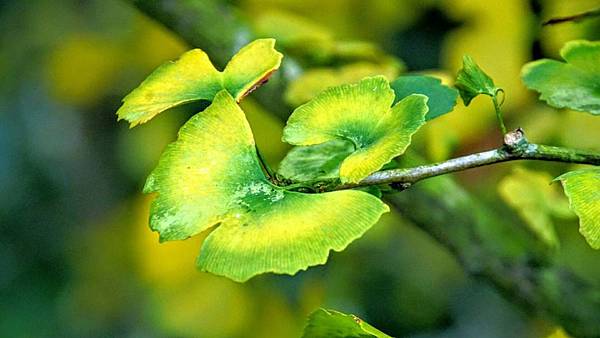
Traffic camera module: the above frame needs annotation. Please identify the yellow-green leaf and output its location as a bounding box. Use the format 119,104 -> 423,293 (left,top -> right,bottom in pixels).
277,139 -> 399,192
283,76 -> 428,184
284,60 -> 403,106
522,40 -> 600,115
278,139 -> 355,182
144,90 -> 389,282
302,308 -> 392,338
117,39 -> 283,127
555,168 -> 600,249
498,168 -> 573,248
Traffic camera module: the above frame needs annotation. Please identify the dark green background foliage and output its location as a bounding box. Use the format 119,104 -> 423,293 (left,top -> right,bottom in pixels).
1,0 -> 599,337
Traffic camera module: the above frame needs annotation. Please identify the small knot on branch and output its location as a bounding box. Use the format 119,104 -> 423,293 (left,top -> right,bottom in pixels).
390,182 -> 412,191
503,128 -> 528,153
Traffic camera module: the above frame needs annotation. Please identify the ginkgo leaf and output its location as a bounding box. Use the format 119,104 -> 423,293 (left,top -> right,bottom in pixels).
555,168 -> 600,249
282,76 -> 428,184
117,39 -> 283,127
144,90 -> 389,282
302,308 -> 392,338
278,139 -> 355,182
522,40 -> 600,115
278,141 -> 401,183
285,60 -> 402,106
391,75 -> 459,120
455,55 -> 500,106
498,168 -> 573,248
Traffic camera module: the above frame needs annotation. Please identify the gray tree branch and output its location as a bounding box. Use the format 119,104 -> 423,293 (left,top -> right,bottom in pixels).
331,129 -> 600,191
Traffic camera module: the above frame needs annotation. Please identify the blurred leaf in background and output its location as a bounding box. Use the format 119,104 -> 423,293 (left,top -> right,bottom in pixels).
498,167 -> 574,249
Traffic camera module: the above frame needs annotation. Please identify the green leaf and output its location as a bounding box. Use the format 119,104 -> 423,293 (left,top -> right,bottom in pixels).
555,168 -> 600,249
278,141 -> 401,184
278,139 -> 355,182
391,75 -> 459,120
302,308 -> 392,338
498,168 -> 573,248
144,90 -> 389,282
283,76 -> 428,184
284,60 -> 403,106
117,39 -> 283,127
455,55 -> 500,106
521,40 -> 600,115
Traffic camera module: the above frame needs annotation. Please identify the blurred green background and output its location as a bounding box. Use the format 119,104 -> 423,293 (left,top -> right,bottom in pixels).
1,0 -> 599,337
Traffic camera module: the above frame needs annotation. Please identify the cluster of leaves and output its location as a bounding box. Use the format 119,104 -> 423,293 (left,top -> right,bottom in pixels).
118,38 -> 600,282
118,38 -> 461,283
117,37 -> 600,336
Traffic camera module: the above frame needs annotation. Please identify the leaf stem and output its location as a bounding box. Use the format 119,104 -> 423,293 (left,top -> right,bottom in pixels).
290,129 -> 600,192
256,148 -> 275,180
492,90 -> 507,134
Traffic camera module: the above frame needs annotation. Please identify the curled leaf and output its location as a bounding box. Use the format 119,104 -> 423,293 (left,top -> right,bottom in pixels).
144,90 -> 388,282
283,76 -> 428,184
117,39 -> 283,127
555,168 -> 600,249
455,55 -> 499,106
522,40 -> 600,115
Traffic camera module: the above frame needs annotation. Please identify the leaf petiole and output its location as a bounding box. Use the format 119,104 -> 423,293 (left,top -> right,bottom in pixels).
492,89 -> 507,134
256,147 -> 275,180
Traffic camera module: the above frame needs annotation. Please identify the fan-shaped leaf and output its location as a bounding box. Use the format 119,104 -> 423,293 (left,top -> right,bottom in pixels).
283,76 -> 428,184
117,39 -> 283,127
555,168 -> 600,249
522,40 -> 600,115
302,308 -> 392,338
391,75 -> 459,120
144,90 -> 389,282
285,60 -> 402,106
